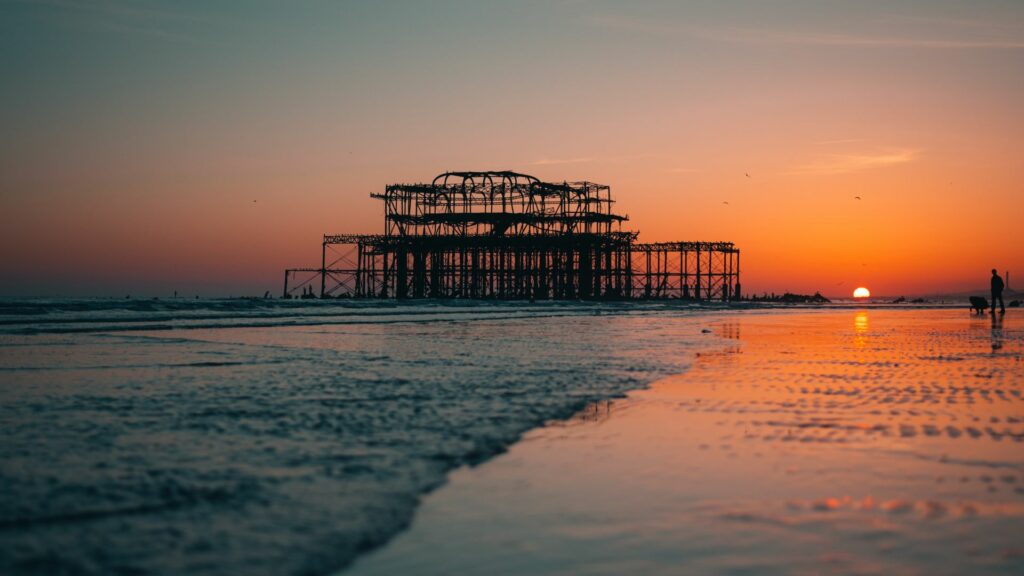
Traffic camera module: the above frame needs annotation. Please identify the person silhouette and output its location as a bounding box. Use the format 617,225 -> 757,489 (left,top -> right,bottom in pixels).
990,269 -> 1005,314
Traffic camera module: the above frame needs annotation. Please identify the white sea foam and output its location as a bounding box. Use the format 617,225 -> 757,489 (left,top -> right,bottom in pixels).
0,299 -> 727,575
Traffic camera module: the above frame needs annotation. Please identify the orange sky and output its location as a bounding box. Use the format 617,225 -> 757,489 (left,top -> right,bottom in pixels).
1,1 -> 1021,297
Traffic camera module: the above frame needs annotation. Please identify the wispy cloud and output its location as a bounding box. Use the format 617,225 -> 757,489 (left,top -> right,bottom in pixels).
528,152 -> 664,166
783,148 -> 920,176
21,0 -> 200,21
11,0 -> 209,44
529,157 -> 595,166
586,13 -> 668,36
880,13 -> 1024,35
815,138 -> 863,146
587,14 -> 1024,50
717,28 -> 1024,50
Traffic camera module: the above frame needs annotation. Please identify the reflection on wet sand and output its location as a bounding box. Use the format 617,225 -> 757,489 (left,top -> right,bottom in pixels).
348,310 -> 1024,576
854,310 -> 869,348
992,313 -> 1004,351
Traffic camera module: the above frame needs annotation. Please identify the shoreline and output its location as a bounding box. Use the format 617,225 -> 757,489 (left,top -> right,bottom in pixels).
346,309 -> 1023,575
3,306 -> 1020,574
0,303 -> 727,575
0,297 -> 1014,335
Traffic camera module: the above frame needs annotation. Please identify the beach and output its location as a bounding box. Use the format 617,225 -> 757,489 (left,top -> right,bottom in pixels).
1,303 -> 1021,575
348,309 -> 1023,575
5,1 -> 1023,574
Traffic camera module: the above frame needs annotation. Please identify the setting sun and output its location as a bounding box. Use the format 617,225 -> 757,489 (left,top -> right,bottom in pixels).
853,287 -> 871,298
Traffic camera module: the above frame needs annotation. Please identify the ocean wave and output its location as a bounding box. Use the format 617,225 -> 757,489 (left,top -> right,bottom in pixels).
0,306 -> 722,575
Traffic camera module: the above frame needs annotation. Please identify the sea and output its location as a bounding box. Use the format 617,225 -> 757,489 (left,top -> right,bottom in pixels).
0,298 -> 734,575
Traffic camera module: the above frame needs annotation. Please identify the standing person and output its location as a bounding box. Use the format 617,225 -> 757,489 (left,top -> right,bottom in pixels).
991,269 -> 1005,314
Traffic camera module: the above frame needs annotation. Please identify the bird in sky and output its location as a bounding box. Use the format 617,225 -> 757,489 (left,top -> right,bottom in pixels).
722,201 -> 730,205
745,173 -> 751,178
854,196 -> 861,200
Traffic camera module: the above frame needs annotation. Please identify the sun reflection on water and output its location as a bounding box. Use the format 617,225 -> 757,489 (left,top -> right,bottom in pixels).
854,311 -> 869,346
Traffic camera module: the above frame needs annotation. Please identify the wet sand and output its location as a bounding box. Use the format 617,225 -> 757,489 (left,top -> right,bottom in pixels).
347,309 -> 1024,575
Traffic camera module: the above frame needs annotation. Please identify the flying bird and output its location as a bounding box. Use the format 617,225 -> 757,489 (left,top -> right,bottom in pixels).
722,201 -> 730,205
854,196 -> 861,200
745,173 -> 751,178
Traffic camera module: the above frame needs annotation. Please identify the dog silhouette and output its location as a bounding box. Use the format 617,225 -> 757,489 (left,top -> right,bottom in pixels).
969,296 -> 989,314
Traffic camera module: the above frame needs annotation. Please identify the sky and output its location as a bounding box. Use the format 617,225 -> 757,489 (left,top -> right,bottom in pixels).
1,0 -> 1022,298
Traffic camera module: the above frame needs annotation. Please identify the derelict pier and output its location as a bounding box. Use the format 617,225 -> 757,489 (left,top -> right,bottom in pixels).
284,171 -> 740,301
